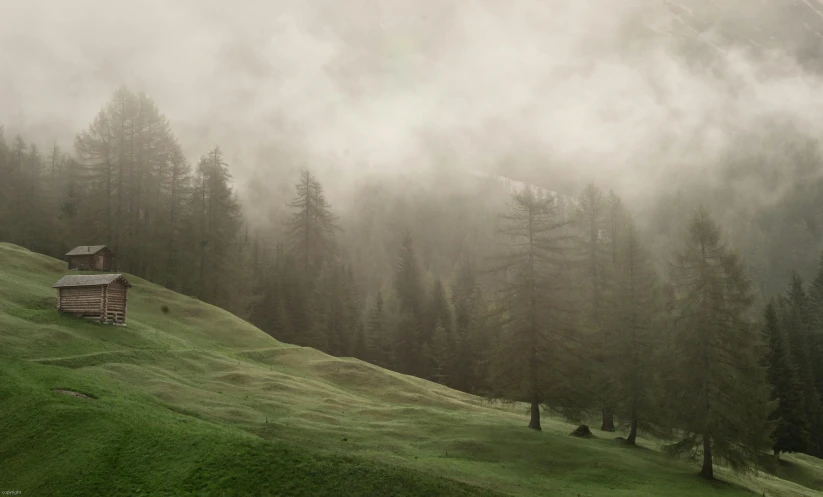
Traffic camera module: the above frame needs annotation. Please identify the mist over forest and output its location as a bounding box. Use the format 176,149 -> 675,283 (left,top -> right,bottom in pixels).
4,0 -> 823,493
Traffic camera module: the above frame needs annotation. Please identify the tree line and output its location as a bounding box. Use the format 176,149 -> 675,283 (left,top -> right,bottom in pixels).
247,175 -> 823,479
2,87 -> 823,479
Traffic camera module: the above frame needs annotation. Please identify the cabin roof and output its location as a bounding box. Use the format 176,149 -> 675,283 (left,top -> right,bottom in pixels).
65,245 -> 109,256
52,274 -> 131,289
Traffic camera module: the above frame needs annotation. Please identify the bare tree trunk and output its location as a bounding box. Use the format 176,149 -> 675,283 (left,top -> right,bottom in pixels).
626,408 -> 638,445
528,398 -> 541,431
700,434 -> 713,479
601,406 -> 616,432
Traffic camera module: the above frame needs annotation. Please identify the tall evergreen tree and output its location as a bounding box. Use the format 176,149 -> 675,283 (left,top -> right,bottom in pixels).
778,272 -> 823,456
805,252 -> 823,455
423,278 -> 453,380
366,291 -> 391,367
762,300 -> 809,455
666,208 -> 770,479
192,147 -> 242,306
286,170 -> 339,274
393,233 -> 426,375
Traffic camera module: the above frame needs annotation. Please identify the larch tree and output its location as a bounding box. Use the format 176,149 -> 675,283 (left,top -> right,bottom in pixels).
491,187 -> 574,431
609,215 -> 661,445
573,183 -> 616,431
451,257 -> 488,393
667,208 -> 770,479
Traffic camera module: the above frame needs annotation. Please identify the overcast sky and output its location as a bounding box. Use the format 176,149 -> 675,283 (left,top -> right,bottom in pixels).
3,0 -> 823,206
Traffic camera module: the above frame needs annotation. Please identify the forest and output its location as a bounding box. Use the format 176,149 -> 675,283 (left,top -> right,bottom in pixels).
2,86 -> 823,479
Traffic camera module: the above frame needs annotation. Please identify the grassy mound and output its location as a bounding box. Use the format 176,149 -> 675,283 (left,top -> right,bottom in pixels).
0,242 -> 820,496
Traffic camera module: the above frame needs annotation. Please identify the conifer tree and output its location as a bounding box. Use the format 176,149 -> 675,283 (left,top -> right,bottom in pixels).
192,147 -> 242,305
763,300 -> 809,455
573,183 -> 616,431
366,291 -> 389,366
286,170 -> 339,274
666,208 -> 770,479
393,233 -> 426,375
429,322 -> 451,383
609,216 -> 661,445
491,188 -> 574,430
423,278 -> 453,380
452,258 -> 488,393
805,253 -> 823,455
778,272 -> 823,455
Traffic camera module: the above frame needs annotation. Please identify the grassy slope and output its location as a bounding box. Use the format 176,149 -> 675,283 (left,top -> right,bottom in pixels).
0,243 -> 819,497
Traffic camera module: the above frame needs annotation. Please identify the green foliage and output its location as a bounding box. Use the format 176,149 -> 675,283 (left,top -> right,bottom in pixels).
762,300 -> 809,454
4,243 -> 817,497
286,169 -> 339,274
666,208 -> 771,478
490,188 -> 578,429
393,233 -> 426,375
607,215 -> 663,445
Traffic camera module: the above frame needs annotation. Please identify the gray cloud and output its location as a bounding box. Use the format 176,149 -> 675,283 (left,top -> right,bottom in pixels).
3,0 -> 823,213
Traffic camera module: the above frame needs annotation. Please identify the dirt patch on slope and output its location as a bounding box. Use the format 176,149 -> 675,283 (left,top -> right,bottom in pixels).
52,389 -> 95,399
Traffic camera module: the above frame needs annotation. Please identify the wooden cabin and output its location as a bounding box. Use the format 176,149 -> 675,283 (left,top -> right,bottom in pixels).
52,274 -> 131,325
65,245 -> 117,271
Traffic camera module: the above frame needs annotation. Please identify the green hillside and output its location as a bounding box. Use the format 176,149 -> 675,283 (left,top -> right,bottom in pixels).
0,242 -> 819,496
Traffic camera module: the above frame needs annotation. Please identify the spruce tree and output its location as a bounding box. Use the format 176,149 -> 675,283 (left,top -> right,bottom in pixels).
763,300 -> 809,455
778,272 -> 823,456
393,233 -> 426,375
286,169 -> 339,274
452,258 -> 487,393
192,147 -> 242,306
367,292 -> 389,367
806,252 -> 823,455
666,208 -> 770,479
423,278 -> 453,380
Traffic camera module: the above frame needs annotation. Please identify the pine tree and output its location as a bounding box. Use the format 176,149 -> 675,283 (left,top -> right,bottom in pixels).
666,208 -> 770,479
763,300 -> 809,455
491,187 -> 574,430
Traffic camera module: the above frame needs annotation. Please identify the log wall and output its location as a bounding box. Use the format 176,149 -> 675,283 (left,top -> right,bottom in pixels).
57,286 -> 104,318
105,281 -> 127,325
57,282 -> 128,325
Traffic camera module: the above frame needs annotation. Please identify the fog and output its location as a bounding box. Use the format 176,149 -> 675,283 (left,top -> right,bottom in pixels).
4,0 -> 823,212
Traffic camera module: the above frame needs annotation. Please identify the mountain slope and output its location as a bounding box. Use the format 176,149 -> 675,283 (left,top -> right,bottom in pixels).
0,243 -> 819,496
